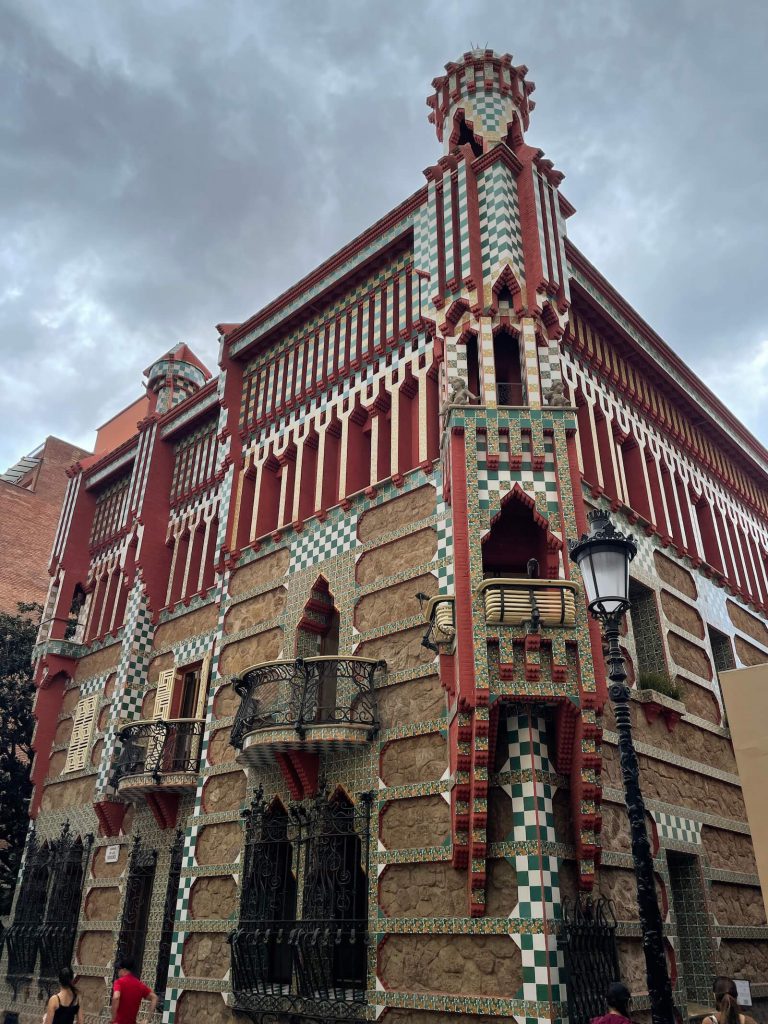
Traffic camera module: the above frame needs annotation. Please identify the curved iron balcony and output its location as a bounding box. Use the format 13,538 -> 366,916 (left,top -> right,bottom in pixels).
479,577 -> 579,628
110,718 -> 204,794
231,656 -> 384,766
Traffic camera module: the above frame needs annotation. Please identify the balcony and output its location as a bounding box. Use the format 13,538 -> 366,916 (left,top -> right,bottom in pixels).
496,381 -> 525,406
231,656 -> 383,767
110,718 -> 204,795
479,578 -> 578,628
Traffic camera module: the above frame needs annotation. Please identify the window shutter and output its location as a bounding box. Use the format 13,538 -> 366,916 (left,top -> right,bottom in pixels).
153,669 -> 175,720
194,653 -> 213,720
64,694 -> 99,773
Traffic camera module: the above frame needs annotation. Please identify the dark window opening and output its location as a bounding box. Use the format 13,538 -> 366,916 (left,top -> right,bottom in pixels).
154,832 -> 184,1004
115,838 -> 157,977
493,328 -> 523,406
464,333 -> 480,399
482,494 -> 549,578
455,115 -> 483,157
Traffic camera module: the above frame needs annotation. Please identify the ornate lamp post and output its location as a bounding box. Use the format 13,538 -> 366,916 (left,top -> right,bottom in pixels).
569,509 -> 675,1024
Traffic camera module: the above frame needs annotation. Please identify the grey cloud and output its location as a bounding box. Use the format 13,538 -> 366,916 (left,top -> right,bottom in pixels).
1,0 -> 767,470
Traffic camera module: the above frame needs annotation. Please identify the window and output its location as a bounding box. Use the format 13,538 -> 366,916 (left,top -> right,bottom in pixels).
5,825 -> 92,996
115,838 -> 157,976
154,832 -> 184,1002
231,787 -> 373,1017
628,579 -> 667,680
64,694 -> 99,773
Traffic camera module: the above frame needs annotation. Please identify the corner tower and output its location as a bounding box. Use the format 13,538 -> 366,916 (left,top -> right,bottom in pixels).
422,47 -> 608,1018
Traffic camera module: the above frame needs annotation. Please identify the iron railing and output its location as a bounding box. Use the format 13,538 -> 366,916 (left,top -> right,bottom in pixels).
558,895 -> 620,1024
4,823 -> 92,997
229,786 -> 373,1021
496,381 -> 525,405
110,718 -> 204,786
231,657 -> 383,750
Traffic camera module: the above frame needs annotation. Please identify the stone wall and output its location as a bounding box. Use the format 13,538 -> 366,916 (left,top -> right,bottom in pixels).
653,552 -> 697,599
207,728 -> 238,766
228,548 -> 290,598
357,485 -> 436,542
224,587 -> 287,633
182,932 -> 230,978
202,769 -> 247,812
152,604 -> 218,648
218,627 -> 283,676
718,940 -> 768,981
76,930 -> 113,967
189,875 -> 237,920
667,631 -> 713,679
356,625 -> 436,672
735,635 -> 768,667
701,827 -> 757,874
84,885 -> 121,920
710,882 -> 767,926
196,822 -> 242,865
380,796 -> 450,850
376,675 -> 445,729
727,600 -> 768,646
175,991 -> 238,1024
356,529 -> 437,585
379,862 -> 466,917
380,733 -> 446,786
92,844 -> 128,879
74,645 -> 121,680
40,774 -> 95,811
378,934 -> 521,997
660,590 -> 704,638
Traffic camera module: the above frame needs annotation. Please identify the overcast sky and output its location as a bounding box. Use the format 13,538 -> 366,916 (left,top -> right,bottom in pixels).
2,0 -> 767,470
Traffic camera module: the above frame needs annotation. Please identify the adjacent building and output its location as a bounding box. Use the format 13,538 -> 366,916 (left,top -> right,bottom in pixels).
0,438 -> 91,615
2,49 -> 768,1024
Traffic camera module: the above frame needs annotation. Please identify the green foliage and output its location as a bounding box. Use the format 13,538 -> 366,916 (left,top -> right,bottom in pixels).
637,670 -> 681,701
0,602 -> 40,914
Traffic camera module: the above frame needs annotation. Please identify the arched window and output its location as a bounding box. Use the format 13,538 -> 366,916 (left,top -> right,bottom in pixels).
482,486 -> 559,579
493,327 -> 524,406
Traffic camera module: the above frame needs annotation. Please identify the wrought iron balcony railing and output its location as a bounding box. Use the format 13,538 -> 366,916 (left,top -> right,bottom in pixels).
231,656 -> 383,754
496,381 -> 525,406
110,718 -> 204,789
479,577 -> 579,628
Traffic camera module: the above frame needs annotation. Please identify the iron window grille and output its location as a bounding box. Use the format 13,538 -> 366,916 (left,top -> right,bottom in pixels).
558,895 -> 620,1024
229,784 -> 374,1023
154,831 -> 184,1005
4,823 -> 93,998
114,836 -> 158,977
231,657 -> 382,750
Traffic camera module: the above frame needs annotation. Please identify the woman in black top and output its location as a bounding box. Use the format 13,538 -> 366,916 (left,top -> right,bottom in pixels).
44,968 -> 83,1024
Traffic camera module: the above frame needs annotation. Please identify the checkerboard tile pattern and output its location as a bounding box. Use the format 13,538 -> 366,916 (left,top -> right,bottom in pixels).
435,482 -> 454,591
478,160 -> 525,281
290,510 -> 358,572
96,579 -> 155,795
498,709 -> 566,1004
653,811 -> 702,847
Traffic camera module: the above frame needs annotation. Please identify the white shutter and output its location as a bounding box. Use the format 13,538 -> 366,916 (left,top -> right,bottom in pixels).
153,669 -> 175,720
64,694 -> 99,773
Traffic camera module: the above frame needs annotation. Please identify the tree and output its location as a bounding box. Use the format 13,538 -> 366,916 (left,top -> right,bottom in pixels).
0,602 -> 40,915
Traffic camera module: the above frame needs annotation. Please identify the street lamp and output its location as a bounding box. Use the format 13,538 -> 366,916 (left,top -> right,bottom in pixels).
569,509 -> 675,1024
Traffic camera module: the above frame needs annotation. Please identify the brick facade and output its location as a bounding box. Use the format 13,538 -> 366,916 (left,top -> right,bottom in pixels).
0,437 -> 90,614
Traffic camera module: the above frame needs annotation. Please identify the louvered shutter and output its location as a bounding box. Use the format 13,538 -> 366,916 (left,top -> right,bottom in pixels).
153,669 -> 175,720
64,694 -> 99,773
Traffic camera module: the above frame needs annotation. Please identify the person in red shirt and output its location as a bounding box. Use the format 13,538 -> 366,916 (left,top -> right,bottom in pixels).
111,957 -> 158,1024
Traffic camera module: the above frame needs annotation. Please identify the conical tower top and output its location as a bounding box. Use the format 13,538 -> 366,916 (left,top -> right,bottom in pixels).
427,49 -> 535,155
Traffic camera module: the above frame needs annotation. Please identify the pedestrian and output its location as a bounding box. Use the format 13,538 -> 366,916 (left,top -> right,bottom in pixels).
590,981 -> 635,1024
706,976 -> 757,1024
111,956 -> 159,1024
43,967 -> 82,1024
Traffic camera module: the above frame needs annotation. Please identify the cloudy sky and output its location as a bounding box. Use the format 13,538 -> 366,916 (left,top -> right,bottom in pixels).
2,0 -> 767,470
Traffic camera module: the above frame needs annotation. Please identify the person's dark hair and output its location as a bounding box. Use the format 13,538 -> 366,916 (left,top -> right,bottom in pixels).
58,967 -> 78,997
607,981 -> 632,1018
117,956 -> 138,975
713,976 -> 740,1024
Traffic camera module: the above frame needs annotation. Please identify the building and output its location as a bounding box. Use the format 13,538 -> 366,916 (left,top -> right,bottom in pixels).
2,48 -> 768,1024
0,437 -> 92,615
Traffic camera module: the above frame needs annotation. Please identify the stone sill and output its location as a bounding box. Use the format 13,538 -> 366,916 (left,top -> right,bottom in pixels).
633,687 -> 686,731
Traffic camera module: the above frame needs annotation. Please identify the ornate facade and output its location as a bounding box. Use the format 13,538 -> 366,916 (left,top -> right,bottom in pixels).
2,49 -> 767,1024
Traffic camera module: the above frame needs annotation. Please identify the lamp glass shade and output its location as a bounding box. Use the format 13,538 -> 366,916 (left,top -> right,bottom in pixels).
573,539 -> 630,615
